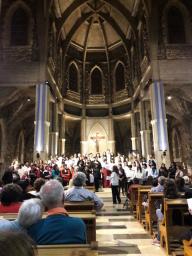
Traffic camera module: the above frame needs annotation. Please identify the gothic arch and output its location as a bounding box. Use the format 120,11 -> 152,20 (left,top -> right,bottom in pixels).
172,128 -> 181,162
90,66 -> 103,95
162,0 -> 192,44
68,61 -> 79,92
88,122 -> 108,154
2,0 -> 34,47
17,131 -> 25,163
113,61 -> 126,92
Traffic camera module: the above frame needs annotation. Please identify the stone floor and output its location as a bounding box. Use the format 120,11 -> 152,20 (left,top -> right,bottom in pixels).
95,189 -> 166,256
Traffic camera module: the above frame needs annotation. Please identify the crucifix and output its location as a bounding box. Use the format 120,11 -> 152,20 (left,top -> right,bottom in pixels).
90,132 -> 105,153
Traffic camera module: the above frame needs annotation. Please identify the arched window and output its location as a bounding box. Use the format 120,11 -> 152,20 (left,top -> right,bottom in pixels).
167,6 -> 186,44
115,63 -> 125,91
91,67 -> 102,95
11,8 -> 29,46
68,63 -> 78,92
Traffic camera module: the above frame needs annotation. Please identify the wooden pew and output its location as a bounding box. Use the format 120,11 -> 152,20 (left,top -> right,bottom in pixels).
64,201 -> 95,211
37,243 -> 98,256
136,187 -> 151,223
85,186 -> 95,192
129,184 -> 140,215
0,211 -> 96,244
145,192 -> 164,235
160,199 -> 192,255
183,240 -> 192,256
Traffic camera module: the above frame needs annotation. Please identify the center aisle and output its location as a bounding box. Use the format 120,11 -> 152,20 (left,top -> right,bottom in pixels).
95,188 -> 166,256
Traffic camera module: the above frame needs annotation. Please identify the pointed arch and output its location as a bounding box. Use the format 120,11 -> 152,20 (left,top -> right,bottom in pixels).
11,8 -> 28,45
3,1 -> 34,47
68,61 -> 79,92
114,61 -> 125,92
162,0 -> 192,44
90,66 -> 103,95
88,122 -> 108,154
167,6 -> 185,44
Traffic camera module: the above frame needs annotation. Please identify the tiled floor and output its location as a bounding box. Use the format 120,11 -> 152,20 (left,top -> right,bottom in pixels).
96,189 -> 166,256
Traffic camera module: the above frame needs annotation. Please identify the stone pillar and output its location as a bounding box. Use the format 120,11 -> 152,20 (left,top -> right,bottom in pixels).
131,113 -> 139,152
59,114 -> 66,155
81,113 -> 88,155
139,101 -> 152,158
49,103 -> 59,157
34,83 -> 50,161
107,116 -> 115,153
150,81 -> 170,167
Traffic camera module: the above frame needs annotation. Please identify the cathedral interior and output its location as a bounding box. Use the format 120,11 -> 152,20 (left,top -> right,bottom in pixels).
0,0 -> 192,170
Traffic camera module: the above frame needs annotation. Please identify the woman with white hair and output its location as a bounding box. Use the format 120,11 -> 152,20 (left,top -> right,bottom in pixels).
0,198 -> 44,232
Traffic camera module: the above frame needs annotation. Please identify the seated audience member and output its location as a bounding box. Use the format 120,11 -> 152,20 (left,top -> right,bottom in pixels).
158,163 -> 168,177
178,176 -> 192,198
153,179 -> 179,245
2,169 -> 13,185
17,180 -> 35,200
0,232 -> 36,256
145,175 -> 154,185
0,198 -> 44,232
0,184 -> 23,213
151,176 -> 166,193
65,172 -> 103,210
144,176 -> 165,208
28,179 -> 87,244
175,177 -> 185,194
28,178 -> 46,197
175,165 -> 184,178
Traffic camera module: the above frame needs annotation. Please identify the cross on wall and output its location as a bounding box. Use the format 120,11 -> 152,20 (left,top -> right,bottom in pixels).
90,132 -> 105,153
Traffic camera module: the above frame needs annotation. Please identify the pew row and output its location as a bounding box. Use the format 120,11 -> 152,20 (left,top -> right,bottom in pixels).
160,199 -> 192,255
145,192 -> 164,235
37,243 -> 98,256
183,240 -> 192,256
64,201 -> 95,211
136,187 -> 151,223
130,185 -> 151,215
0,211 -> 96,243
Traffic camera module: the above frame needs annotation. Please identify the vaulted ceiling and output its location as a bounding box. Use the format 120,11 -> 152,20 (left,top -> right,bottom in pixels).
54,0 -> 138,52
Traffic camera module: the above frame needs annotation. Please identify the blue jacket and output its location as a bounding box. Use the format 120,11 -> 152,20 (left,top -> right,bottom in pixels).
28,215 -> 87,245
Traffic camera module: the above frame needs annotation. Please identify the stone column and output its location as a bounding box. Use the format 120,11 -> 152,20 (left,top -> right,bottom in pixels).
131,112 -> 139,152
49,103 -> 59,157
150,81 -> 170,166
59,114 -> 66,155
81,110 -> 88,155
139,101 -> 152,158
34,83 -> 50,161
108,113 -> 115,153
